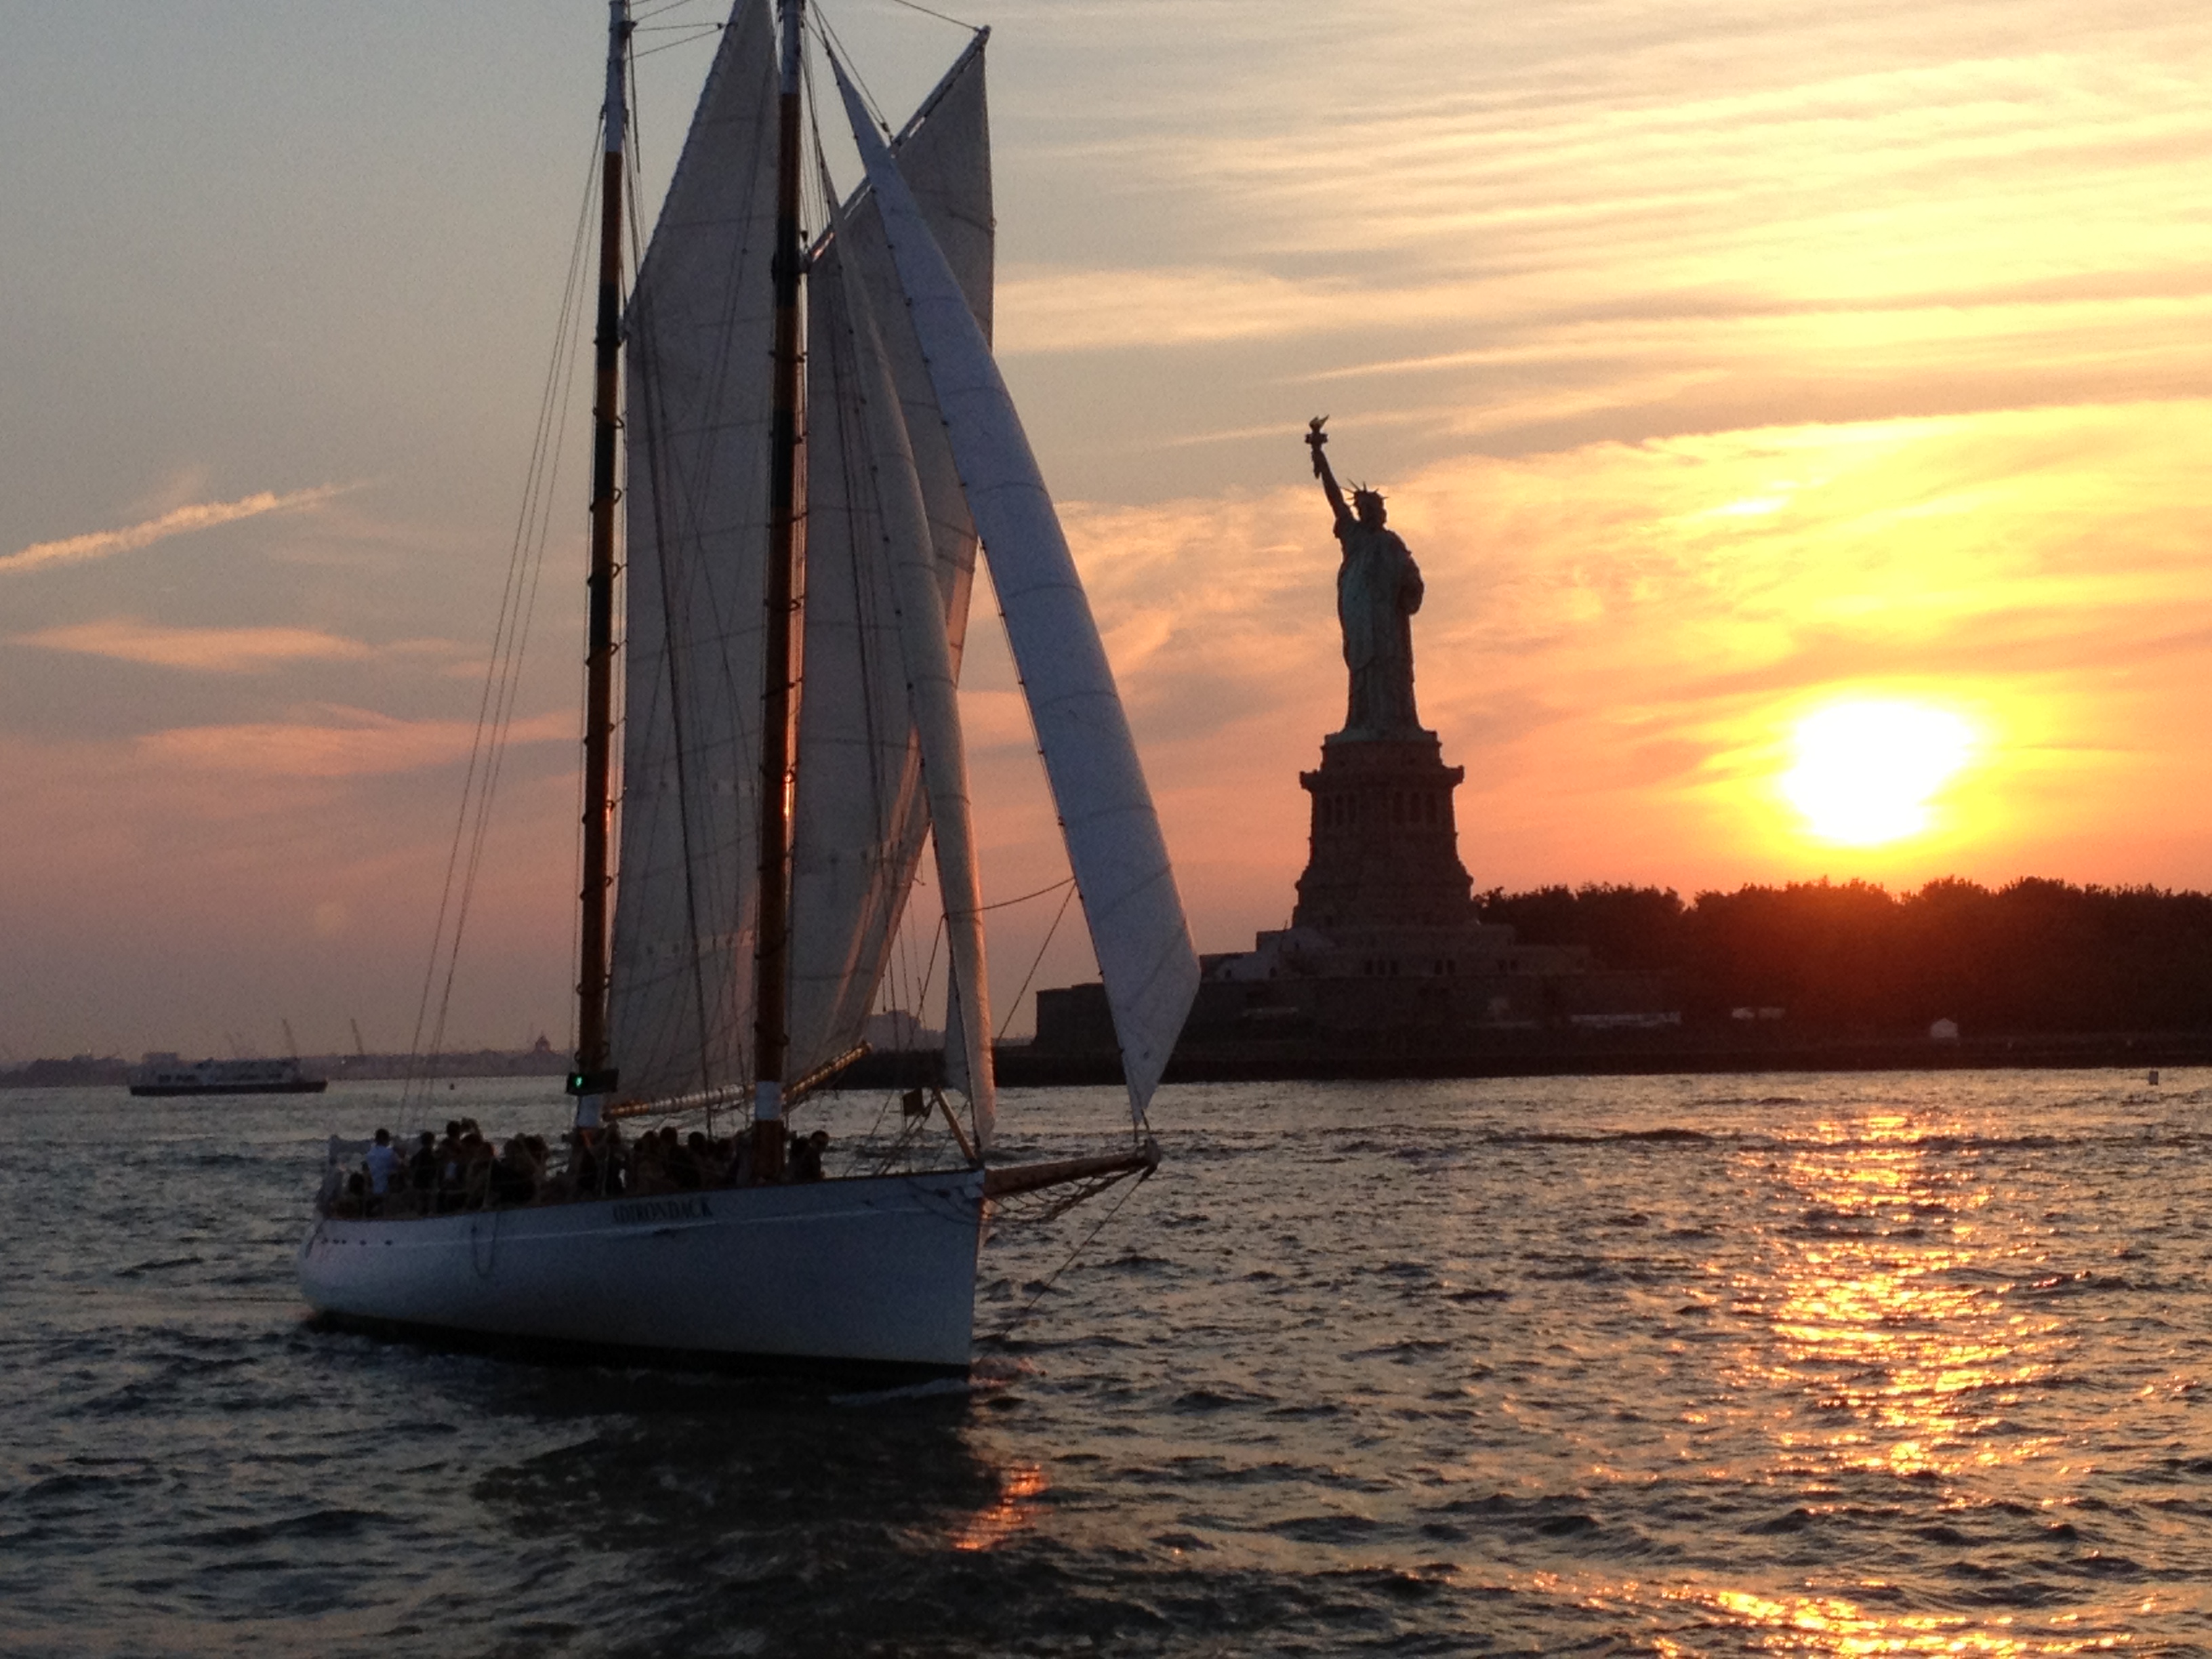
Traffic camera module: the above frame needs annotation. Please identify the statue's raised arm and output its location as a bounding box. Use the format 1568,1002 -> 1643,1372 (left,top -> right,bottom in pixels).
1307,417 -> 1353,531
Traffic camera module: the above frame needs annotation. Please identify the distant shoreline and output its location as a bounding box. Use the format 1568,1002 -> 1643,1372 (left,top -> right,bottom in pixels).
10,1033 -> 2198,1094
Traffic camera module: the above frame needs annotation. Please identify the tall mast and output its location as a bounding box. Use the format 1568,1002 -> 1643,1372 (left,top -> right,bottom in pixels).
751,0 -> 805,1175
572,0 -> 630,1119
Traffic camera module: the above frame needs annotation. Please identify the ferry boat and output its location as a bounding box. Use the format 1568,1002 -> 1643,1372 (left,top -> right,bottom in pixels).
130,1054 -> 328,1097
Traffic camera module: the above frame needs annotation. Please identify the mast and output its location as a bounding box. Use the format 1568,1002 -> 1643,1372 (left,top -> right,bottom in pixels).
752,0 -> 805,1176
572,0 -> 630,1120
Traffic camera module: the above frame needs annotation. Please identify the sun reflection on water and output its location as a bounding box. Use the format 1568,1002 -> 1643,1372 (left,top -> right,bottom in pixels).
947,1462 -> 1047,1553
1729,1112 -> 2062,1484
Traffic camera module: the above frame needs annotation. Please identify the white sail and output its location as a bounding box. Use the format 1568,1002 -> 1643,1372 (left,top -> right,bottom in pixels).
838,37 -> 992,680
790,41 -> 997,1130
796,226 -> 996,1141
832,57 -> 1199,1122
785,241 -> 933,1086
606,0 -> 779,1105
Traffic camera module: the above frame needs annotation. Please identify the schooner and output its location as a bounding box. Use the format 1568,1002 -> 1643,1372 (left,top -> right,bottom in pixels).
298,0 -> 1198,1376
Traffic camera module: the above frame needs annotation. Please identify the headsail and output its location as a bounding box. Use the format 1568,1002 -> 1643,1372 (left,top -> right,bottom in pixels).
788,37 -> 997,1141
831,56 -> 1200,1124
796,226 -> 996,1144
606,0 -> 781,1105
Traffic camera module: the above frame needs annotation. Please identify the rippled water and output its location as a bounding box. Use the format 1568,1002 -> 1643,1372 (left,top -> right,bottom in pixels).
5,1071 -> 2211,1656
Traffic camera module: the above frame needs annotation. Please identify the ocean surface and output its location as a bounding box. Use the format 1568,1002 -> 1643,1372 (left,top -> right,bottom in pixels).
4,1070 -> 2211,1656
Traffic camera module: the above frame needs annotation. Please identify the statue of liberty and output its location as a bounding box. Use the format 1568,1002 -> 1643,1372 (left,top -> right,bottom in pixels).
1306,418 -> 1426,739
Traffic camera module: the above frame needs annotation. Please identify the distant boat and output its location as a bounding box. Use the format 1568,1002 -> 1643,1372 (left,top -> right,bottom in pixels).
297,0 -> 1197,1377
130,1054 -> 327,1097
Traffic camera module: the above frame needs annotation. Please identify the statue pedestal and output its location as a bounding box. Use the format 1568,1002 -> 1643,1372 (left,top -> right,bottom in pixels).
1294,732 -> 1475,930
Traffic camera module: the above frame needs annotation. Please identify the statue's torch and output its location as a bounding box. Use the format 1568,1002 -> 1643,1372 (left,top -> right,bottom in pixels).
1306,415 -> 1328,476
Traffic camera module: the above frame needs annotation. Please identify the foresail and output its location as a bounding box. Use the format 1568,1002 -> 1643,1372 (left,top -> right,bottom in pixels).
831,56 -> 1200,1124
836,34 -> 991,681
790,37 -> 997,1133
793,224 -> 996,1142
607,0 -> 779,1106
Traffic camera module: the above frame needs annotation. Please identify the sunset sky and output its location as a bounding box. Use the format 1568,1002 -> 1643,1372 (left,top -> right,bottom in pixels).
5,0 -> 2211,1059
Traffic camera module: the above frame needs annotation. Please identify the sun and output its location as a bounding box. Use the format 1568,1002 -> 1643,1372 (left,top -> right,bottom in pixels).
1780,699 -> 1975,846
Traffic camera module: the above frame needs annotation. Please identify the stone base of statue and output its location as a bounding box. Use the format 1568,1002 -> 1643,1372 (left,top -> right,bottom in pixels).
1293,731 -> 1475,931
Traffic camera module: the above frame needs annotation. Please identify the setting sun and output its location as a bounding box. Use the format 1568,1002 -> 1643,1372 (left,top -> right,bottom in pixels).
1780,699 -> 1975,846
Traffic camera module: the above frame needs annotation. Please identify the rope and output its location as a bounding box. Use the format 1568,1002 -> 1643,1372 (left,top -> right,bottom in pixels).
977,876 -> 1074,914
997,880 -> 1078,1041
881,0 -> 980,31
402,128 -> 598,1113
978,1169 -> 1148,1346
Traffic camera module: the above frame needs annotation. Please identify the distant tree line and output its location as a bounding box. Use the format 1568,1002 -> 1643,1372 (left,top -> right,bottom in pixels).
1477,878 -> 2212,1034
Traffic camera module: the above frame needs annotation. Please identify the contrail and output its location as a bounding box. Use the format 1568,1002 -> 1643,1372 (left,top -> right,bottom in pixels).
0,483 -> 346,575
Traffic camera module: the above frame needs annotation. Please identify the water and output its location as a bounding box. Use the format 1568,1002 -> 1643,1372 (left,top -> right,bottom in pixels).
5,1071 -> 2211,1656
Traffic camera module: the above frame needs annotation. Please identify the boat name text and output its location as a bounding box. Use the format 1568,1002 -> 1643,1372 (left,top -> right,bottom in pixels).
611,1197 -> 714,1227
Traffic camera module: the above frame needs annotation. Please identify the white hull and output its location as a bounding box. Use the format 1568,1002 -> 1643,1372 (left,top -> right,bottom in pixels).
299,1170 -> 986,1375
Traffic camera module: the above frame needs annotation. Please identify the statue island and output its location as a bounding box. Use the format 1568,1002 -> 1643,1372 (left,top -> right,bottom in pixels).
1031,424 -> 1672,1069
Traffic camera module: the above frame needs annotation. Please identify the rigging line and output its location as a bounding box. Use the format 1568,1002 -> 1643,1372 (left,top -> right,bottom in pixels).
977,876 -> 1075,915
803,12 -> 889,137
632,28 -> 723,60
880,0 -> 980,31
997,879 -> 1078,1042
978,1171 -> 1147,1347
630,0 -> 706,23
424,224 -> 589,1086
403,128 -> 600,1107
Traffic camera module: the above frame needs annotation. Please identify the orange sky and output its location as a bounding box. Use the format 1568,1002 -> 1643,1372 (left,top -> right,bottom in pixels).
3,0 -> 2211,1057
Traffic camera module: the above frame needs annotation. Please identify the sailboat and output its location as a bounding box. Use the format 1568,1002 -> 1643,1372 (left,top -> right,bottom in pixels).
298,0 -> 1198,1376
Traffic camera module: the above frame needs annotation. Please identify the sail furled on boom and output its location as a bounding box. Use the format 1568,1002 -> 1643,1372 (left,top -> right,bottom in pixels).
830,54 -> 1200,1125
607,0 -> 780,1105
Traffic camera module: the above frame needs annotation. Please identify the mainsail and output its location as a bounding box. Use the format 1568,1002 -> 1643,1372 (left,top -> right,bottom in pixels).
613,3 -> 1001,1127
832,56 -> 1201,1122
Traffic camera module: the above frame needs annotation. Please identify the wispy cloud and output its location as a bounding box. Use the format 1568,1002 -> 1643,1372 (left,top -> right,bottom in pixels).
0,484 -> 347,575
138,706 -> 572,777
15,618 -> 376,673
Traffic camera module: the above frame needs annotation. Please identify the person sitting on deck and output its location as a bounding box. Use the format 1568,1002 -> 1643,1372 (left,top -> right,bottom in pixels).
628,1128 -> 669,1195
365,1129 -> 400,1214
407,1131 -> 438,1204
489,1137 -> 536,1207
457,1131 -> 496,1209
788,1129 -> 827,1183
674,1131 -> 711,1191
435,1124 -> 466,1213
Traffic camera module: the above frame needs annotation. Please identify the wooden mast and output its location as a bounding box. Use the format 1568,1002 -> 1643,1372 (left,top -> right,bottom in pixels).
571,0 -> 630,1119
751,0 -> 805,1177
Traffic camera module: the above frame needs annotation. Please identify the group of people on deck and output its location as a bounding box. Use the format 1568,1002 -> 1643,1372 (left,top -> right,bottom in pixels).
323,1117 -> 832,1218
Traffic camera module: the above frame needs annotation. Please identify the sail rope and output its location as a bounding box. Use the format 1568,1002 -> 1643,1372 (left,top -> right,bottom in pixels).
996,878 -> 1078,1042
804,12 -> 881,134
977,1166 -> 1149,1346
400,130 -> 600,1112
878,0 -> 981,34
977,875 -> 1073,914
